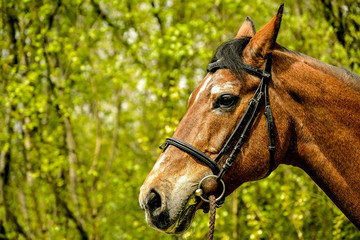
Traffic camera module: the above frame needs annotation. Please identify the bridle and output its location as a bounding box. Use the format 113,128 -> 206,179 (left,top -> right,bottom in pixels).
159,54 -> 275,207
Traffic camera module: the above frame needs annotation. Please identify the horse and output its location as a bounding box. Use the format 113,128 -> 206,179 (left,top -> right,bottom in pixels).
139,4 -> 360,235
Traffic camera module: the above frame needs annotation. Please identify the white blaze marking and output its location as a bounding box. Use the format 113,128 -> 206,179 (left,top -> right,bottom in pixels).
152,154 -> 166,173
142,154 -> 167,187
210,82 -> 235,95
188,92 -> 193,103
194,75 -> 213,102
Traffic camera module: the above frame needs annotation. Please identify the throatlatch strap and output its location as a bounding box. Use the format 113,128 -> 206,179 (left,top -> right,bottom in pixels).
262,55 -> 275,179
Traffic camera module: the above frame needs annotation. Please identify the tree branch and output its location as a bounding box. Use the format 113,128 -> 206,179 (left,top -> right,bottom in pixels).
90,0 -> 115,28
48,0 -> 62,31
52,186 -> 88,240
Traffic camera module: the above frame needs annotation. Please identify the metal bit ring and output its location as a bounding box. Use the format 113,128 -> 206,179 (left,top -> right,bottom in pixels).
196,175 -> 226,203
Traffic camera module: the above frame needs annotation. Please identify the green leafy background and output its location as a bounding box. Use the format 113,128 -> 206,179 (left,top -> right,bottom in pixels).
0,0 -> 359,239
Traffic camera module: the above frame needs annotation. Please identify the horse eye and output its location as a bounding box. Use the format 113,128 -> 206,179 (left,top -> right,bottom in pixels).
214,94 -> 239,109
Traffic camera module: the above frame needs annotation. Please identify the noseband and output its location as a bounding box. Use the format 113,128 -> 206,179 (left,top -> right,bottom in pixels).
159,55 -> 275,206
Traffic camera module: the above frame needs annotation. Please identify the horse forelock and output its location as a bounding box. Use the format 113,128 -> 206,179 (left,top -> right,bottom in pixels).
189,36 -> 255,105
211,37 -> 252,78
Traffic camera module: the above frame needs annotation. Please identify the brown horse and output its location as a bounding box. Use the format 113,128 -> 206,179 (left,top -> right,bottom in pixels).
139,5 -> 360,234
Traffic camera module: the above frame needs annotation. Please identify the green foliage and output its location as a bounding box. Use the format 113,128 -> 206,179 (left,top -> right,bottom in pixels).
0,0 -> 359,239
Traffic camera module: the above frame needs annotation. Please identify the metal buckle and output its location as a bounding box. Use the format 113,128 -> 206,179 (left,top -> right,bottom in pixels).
195,175 -> 226,204
159,142 -> 169,152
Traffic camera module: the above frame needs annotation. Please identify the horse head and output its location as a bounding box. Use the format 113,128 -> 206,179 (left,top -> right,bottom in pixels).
139,3 -> 360,234
139,5 -> 292,233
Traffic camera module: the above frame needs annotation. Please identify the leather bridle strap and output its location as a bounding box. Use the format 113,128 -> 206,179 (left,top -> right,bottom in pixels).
207,60 -> 270,79
212,70 -> 268,163
216,78 -> 266,179
263,56 -> 276,179
159,138 -> 220,175
159,55 -> 275,196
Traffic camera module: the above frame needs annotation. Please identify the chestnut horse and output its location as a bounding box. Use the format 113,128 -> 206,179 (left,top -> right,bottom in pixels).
139,5 -> 360,234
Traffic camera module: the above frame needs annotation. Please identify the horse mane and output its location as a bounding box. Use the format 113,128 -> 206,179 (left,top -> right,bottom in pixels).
212,37 -> 360,93
280,47 -> 360,92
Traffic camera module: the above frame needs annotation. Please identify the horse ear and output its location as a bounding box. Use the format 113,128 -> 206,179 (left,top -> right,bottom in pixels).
243,4 -> 284,64
235,17 -> 256,38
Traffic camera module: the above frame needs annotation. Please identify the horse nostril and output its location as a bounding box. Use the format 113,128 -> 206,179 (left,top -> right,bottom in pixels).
143,189 -> 171,230
146,189 -> 162,213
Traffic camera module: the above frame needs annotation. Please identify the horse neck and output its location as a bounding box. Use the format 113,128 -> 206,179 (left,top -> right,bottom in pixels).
272,50 -> 360,228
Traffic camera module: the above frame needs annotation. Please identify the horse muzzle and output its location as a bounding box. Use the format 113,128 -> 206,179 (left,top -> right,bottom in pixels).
139,189 -> 170,231
139,187 -> 200,234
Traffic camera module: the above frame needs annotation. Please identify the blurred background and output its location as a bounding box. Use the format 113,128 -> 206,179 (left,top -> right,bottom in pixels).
0,0 -> 359,239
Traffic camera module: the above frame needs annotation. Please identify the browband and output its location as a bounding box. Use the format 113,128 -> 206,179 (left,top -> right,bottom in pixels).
207,60 -> 270,79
